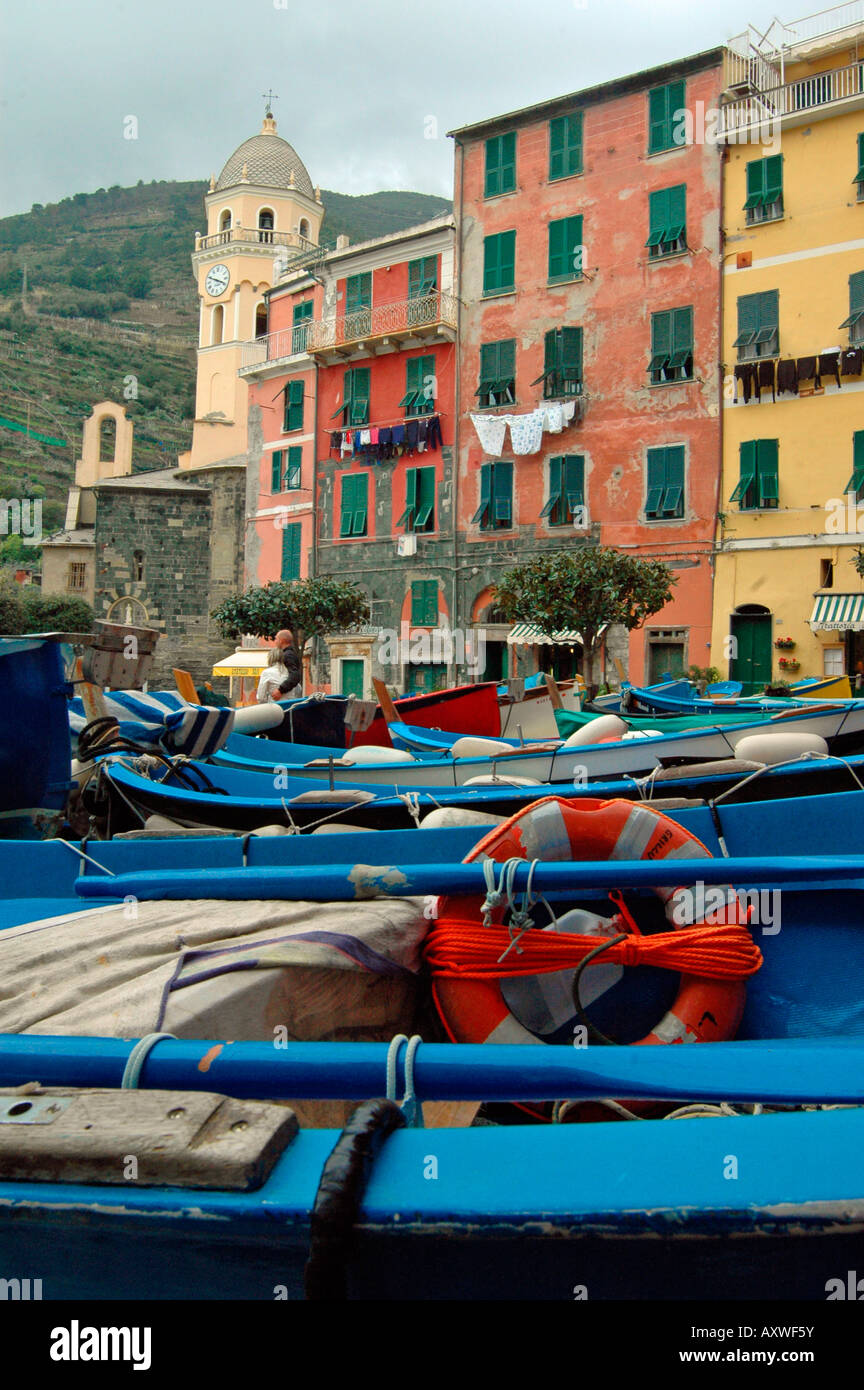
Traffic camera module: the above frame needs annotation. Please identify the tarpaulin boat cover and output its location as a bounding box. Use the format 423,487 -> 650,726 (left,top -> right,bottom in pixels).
0,897 -> 428,1042
68,689 -> 234,760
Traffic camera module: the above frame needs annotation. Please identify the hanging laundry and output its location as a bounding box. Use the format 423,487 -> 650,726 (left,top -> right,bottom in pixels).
757,359 -> 776,402
391,424 -> 406,451
426,415 -> 443,451
733,363 -> 756,404
842,348 -> 863,376
562,400 -> 577,423
378,427 -> 393,460
507,408 -> 544,456
405,420 -> 419,454
329,431 -> 341,454
796,356 -> 818,386
541,402 -> 564,433
360,428 -> 372,446
776,359 -> 798,396
818,352 -> 841,389
340,431 -> 353,457
470,413 -> 508,455
369,427 -> 380,445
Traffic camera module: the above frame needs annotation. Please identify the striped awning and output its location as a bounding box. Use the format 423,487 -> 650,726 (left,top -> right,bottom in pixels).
507,623 -> 585,646
809,593 -> 864,632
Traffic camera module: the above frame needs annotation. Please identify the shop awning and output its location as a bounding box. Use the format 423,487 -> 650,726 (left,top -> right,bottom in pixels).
507,623 -> 586,646
809,593 -> 864,632
212,649 -> 269,677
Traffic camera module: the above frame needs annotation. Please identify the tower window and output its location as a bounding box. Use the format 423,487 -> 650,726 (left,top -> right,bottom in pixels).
133,550 -> 144,582
299,218 -> 310,240
255,302 -> 267,338
211,304 -> 224,346
219,209 -> 232,233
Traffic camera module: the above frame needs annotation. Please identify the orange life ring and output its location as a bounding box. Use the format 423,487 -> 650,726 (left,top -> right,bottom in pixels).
429,797 -> 752,1058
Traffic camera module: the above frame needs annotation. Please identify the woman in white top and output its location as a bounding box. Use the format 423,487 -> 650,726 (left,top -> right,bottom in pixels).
256,629 -> 302,703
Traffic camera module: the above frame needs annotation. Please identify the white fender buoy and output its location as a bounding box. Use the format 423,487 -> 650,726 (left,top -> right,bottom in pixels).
732,731 -> 828,765
562,714 -> 629,748
463,774 -> 543,787
234,703 -> 284,734
451,736 -> 516,759
421,807 -> 507,829
341,745 -> 416,765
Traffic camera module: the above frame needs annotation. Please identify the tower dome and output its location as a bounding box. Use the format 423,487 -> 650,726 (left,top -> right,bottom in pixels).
216,114 -> 314,198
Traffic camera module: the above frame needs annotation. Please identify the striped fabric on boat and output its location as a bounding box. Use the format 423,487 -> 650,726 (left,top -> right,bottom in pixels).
69,690 -> 234,758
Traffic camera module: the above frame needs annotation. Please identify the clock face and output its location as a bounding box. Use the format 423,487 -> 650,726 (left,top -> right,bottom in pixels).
205,264 -> 230,297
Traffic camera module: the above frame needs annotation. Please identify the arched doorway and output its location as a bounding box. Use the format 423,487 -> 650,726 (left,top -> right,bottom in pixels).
729,604 -> 772,692
254,302 -> 267,338
477,603 -> 508,683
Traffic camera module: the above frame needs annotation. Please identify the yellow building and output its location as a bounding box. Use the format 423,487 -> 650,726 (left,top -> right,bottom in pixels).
712,6 -> 864,690
180,107 -> 324,471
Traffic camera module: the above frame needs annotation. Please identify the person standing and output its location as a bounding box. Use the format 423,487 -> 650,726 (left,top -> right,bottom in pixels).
256,629 -> 302,703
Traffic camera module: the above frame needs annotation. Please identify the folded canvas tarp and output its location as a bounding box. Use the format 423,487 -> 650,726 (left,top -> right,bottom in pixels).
0,897 -> 428,1043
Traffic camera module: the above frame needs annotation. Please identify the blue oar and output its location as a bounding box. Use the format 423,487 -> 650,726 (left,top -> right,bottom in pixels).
0,1035 -> 863,1105
74,855 -> 864,902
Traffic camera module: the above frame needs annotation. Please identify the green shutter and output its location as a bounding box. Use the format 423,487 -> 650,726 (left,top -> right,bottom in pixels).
645,448 -> 665,516
492,460 -> 513,526
744,158 -> 766,209
549,112 -> 583,180
345,274 -> 371,313
414,467 -> 435,530
668,306 -> 693,371
397,468 -> 418,527
344,367 -> 370,425
646,186 -> 687,251
840,271 -> 864,329
340,475 -> 356,537
730,440 -> 758,505
661,446 -> 685,515
293,300 -> 312,324
477,339 -> 515,403
548,215 -> 582,282
540,456 -> 563,519
271,450 -> 282,494
561,327 -> 582,392
565,455 -> 585,516
285,379 -> 304,432
757,439 -> 779,507
734,292 -> 771,348
847,432 -> 864,494
649,312 -> 672,372
666,184 -> 686,243
764,155 -> 783,203
411,580 -> 438,626
281,522 -> 301,581
351,473 -> 368,535
485,132 -> 516,197
855,133 -> 864,183
648,80 -> 684,154
284,446 -> 302,489
646,188 -> 669,248
472,463 -> 493,525
483,231 -> 516,294
408,256 -> 437,297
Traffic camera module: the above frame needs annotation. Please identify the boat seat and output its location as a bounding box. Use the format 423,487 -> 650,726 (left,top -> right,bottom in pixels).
287,789 -> 377,805
651,759 -> 764,782
639,796 -> 708,810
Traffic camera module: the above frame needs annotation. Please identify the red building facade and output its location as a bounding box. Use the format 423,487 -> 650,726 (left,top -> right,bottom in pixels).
450,48 -> 725,685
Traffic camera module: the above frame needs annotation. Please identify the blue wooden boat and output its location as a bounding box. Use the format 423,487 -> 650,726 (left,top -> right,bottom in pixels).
0,636 -> 73,838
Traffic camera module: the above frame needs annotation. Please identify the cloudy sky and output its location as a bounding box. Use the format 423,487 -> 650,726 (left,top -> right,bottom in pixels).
1,0 -> 798,217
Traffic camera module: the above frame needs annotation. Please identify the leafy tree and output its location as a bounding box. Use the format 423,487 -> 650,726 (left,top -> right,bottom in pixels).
20,589 -> 93,634
212,577 -> 369,654
494,546 -> 675,698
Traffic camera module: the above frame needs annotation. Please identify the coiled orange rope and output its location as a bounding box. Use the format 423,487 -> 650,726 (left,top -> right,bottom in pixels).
424,918 -> 763,981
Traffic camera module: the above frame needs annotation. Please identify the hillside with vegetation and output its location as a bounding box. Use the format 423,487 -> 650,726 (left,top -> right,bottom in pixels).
0,179 -> 451,556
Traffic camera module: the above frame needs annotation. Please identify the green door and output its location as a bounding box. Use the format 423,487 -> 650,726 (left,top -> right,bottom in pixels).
648,641 -> 685,684
729,611 -> 772,694
340,659 -> 365,699
408,663 -> 447,695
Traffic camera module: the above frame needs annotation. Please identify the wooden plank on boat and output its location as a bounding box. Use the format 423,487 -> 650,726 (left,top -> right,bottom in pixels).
0,1086 -> 298,1190
173,667 -> 199,702
543,673 -> 564,710
373,677 -> 400,727
75,659 -> 108,723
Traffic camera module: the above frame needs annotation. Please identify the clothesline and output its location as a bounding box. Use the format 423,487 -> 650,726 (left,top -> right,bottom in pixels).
319,410 -> 450,433
471,398 -> 580,457
732,347 -> 862,403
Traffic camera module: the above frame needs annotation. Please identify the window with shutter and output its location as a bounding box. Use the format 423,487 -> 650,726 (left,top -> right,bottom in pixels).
734,291 -> 779,361
399,355 -> 436,415
345,274 -> 371,313
472,461 -> 513,530
271,450 -> 283,494
645,446 -> 685,519
646,184 -> 687,258
649,307 -> 693,383
856,133 -> 864,200
397,467 -> 435,532
844,432 -> 864,497
731,439 -> 778,510
744,155 -> 784,223
648,80 -> 685,154
292,300 -> 312,353
284,446 -> 302,490
549,112 -> 583,181
340,474 -> 369,537
541,455 -> 585,525
408,256 -> 438,298
476,340 -> 516,407
840,271 -> 864,344
532,327 -> 582,398
281,522 -> 302,581
411,580 -> 439,627
333,367 -> 370,427
548,215 -> 583,284
283,379 -> 304,433
484,132 -> 517,198
483,231 -> 516,295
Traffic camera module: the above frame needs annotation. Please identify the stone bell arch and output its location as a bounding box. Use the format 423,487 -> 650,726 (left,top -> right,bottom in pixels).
76,401 -> 134,487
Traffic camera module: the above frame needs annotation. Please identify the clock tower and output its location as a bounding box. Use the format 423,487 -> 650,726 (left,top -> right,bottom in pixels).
181,105 -> 324,471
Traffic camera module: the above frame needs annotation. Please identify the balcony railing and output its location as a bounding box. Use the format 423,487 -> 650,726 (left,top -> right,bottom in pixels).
306,291 -> 458,354
720,57 -> 864,137
196,228 -> 318,254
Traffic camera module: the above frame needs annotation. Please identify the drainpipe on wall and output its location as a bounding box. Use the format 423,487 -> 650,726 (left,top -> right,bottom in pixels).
452,139 -> 465,682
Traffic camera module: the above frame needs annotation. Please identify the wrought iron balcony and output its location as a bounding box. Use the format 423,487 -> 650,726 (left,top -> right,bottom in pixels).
720,56 -> 864,138
305,291 -> 458,358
